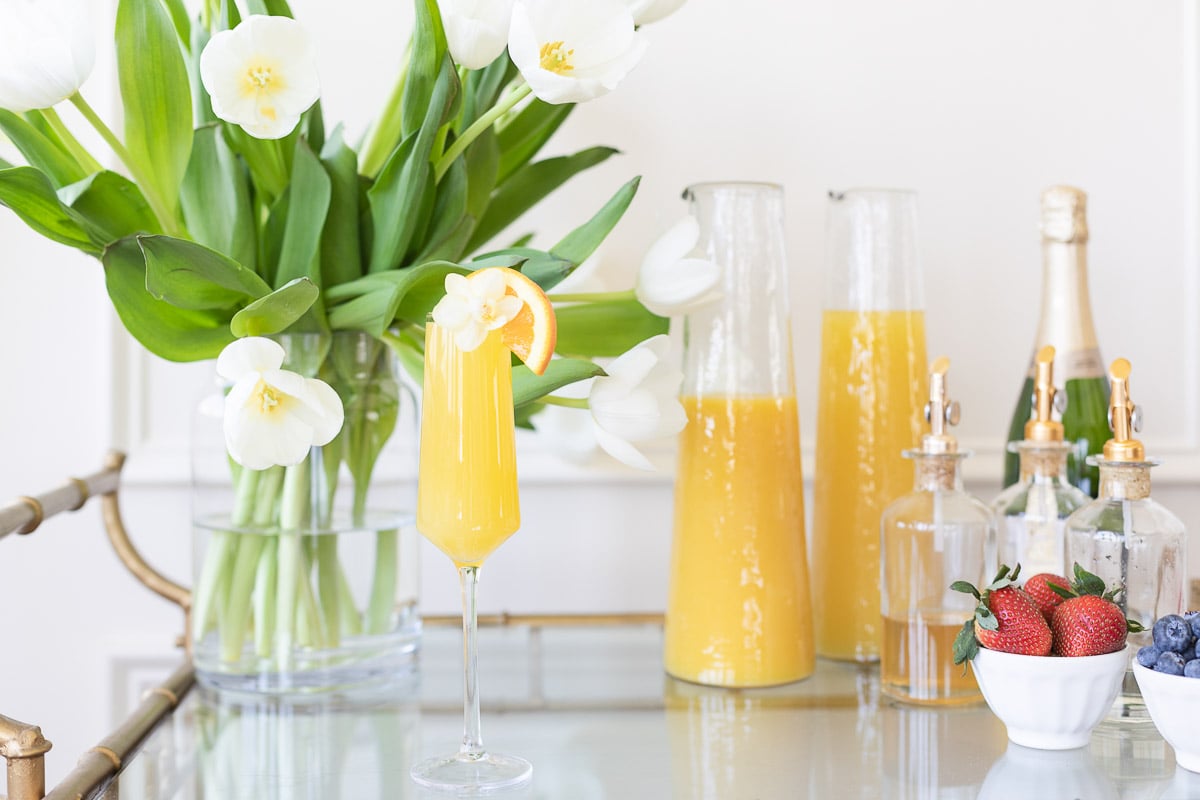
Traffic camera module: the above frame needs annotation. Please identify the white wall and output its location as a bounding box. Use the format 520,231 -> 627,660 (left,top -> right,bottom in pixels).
2,0 -> 1200,784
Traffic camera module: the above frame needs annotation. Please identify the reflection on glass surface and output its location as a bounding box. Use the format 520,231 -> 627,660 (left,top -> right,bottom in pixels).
979,743 -> 1118,800
882,704 -> 1006,799
1090,721 -> 1175,800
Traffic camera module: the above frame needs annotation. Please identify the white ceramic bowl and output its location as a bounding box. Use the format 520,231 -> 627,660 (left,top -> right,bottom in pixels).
1133,661 -> 1200,772
971,645 -> 1130,750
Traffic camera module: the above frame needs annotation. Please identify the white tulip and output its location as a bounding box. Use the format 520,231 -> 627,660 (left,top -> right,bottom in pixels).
200,15 -> 320,140
431,271 -> 523,352
508,0 -> 646,105
0,0 -> 94,112
439,0 -> 515,70
588,334 -> 686,470
530,377 -> 601,463
636,216 -> 721,317
218,337 -> 344,470
626,0 -> 686,26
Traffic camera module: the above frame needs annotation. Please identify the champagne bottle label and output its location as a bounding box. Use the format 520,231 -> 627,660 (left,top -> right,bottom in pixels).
1026,347 -> 1104,381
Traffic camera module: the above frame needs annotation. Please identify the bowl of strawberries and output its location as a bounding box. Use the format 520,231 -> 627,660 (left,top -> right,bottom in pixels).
952,563 -> 1140,750
1132,611 -> 1200,772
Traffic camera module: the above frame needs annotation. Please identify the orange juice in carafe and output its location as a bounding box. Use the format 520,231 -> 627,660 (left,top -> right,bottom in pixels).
812,189 -> 928,663
812,309 -> 927,661
665,395 -> 814,686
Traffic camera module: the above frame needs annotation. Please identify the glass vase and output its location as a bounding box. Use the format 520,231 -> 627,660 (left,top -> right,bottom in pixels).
191,331 -> 421,694
812,188 -> 928,662
663,181 -> 815,688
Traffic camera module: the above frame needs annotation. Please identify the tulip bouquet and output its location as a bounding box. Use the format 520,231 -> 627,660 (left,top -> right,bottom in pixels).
0,0 -> 699,676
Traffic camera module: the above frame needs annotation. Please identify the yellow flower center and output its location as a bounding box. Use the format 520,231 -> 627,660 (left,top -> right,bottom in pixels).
246,64 -> 275,89
539,41 -> 575,75
256,382 -> 282,414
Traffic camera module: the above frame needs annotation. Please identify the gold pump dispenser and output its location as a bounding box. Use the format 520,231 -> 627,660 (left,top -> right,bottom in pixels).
1103,358 -> 1145,462
1024,346 -> 1064,443
921,356 -> 960,455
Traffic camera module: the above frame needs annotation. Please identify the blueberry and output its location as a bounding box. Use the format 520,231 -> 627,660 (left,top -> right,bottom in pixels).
1185,660 -> 1200,679
1137,645 -> 1163,668
1189,613 -> 1200,641
1152,615 -> 1194,654
1154,651 -> 1187,676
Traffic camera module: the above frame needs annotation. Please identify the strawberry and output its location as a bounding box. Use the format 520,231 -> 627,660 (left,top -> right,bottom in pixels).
951,564 -> 1053,664
1023,573 -> 1071,622
1046,563 -> 1146,656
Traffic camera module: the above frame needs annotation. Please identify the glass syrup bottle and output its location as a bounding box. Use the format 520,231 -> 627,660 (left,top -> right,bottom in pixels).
993,346 -> 1090,576
1003,186 -> 1109,497
881,357 -> 992,706
1066,358 -> 1187,719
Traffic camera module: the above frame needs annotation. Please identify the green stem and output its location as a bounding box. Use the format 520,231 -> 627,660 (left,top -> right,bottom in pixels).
192,468 -> 261,646
539,396 -> 589,409
254,537 -> 279,658
68,92 -> 183,237
547,289 -> 637,304
296,545 -> 326,647
434,82 -> 531,182
337,565 -> 364,637
317,535 -> 340,647
274,460 -> 311,670
365,530 -> 399,635
219,466 -> 284,662
39,107 -> 102,174
360,47 -> 410,179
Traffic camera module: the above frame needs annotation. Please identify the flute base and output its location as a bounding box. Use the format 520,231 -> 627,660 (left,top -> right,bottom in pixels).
410,751 -> 532,793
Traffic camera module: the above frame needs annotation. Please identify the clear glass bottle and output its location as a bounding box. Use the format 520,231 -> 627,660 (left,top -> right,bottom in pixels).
1004,186 -> 1109,497
813,189 -> 928,663
881,358 -> 991,706
993,346 -> 1090,575
664,182 -> 814,687
1065,358 -> 1187,717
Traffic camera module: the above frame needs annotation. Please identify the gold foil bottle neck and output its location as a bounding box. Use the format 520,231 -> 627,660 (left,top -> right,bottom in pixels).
1040,185 -> 1089,244
921,356 -> 960,454
1103,357 -> 1146,461
1025,345 -> 1064,442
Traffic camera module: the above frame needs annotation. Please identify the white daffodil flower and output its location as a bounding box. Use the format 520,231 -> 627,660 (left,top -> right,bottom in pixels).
588,334 -> 686,470
0,0 -> 94,112
218,337 -> 344,470
508,0 -> 646,105
439,0 -> 516,70
200,15 -> 320,140
636,216 -> 722,317
626,0 -> 686,26
431,271 -> 523,352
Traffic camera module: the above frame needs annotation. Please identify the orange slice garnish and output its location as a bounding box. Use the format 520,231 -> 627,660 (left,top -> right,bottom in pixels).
470,267 -> 557,376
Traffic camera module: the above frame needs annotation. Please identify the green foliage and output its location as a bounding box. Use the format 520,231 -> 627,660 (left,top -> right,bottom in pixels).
181,125 -> 255,269
0,167 -> 99,253
231,278 -> 320,337
141,235 -> 270,310
59,171 -> 160,242
0,110 -> 87,188
555,299 -> 668,358
513,359 -> 606,407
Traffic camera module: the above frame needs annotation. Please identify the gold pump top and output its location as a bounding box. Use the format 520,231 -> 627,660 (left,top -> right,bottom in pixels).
1024,345 -> 1064,442
1103,358 -> 1145,461
921,356 -> 960,454
1041,185 -> 1088,244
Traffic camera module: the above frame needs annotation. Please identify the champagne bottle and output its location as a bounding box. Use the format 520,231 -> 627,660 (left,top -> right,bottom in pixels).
1003,186 -> 1109,497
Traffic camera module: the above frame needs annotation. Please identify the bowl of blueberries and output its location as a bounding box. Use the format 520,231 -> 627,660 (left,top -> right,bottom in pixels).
1133,611 -> 1200,772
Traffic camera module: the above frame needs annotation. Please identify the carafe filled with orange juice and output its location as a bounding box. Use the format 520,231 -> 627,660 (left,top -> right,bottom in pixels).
812,189 -> 929,662
664,182 -> 814,687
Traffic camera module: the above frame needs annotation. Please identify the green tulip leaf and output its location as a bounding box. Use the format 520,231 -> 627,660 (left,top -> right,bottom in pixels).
0,166 -> 101,254
400,0 -> 448,140
469,146 -> 620,253
463,127 -> 499,223
102,236 -> 234,362
551,176 -> 640,271
328,260 -> 469,335
496,100 -> 573,184
231,277 -> 320,337
116,0 -> 193,221
512,358 -> 606,408
413,157 -> 469,263
59,171 -> 160,242
0,110 -> 88,188
181,125 -> 256,270
276,137 -> 331,289
140,234 -> 271,310
319,127 -> 364,288
555,298 -> 667,358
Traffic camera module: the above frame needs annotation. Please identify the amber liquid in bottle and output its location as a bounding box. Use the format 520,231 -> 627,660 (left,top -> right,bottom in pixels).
882,614 -> 980,705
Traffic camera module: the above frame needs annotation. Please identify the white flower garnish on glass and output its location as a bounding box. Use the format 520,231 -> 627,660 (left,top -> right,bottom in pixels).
626,0 -> 687,26
636,216 -> 722,317
508,0 -> 646,105
439,0 -> 516,70
587,334 -> 686,470
0,0 -> 95,112
199,15 -> 320,140
432,271 -> 524,352
218,337 -> 344,470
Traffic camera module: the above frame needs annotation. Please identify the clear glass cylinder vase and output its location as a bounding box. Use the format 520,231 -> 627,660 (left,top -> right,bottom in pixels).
812,189 -> 929,662
191,331 -> 421,694
663,182 -> 814,687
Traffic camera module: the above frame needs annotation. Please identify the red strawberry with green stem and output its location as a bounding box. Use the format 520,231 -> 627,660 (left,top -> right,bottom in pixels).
1047,563 -> 1146,657
1024,572 -> 1071,623
952,564 -> 1053,664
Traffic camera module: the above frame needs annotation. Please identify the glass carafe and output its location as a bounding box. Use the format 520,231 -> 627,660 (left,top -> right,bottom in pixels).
813,189 -> 929,662
664,182 -> 814,687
